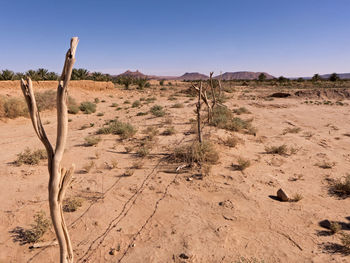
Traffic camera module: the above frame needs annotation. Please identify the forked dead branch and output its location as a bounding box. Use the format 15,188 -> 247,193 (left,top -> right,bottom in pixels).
20,37 -> 79,263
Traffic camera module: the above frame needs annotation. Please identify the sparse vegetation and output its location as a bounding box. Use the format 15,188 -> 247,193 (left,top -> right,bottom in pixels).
172,141 -> 219,165
63,198 -> 83,212
233,107 -> 250,115
162,126 -> 176,135
232,157 -> 251,171
150,105 -> 166,117
14,148 -> 47,165
97,119 -> 137,139
84,136 -> 101,146
282,127 -> 301,135
265,144 -> 288,155
0,96 -> 28,118
79,101 -> 96,114
132,100 -> 141,108
21,211 -> 50,243
330,174 -> 350,197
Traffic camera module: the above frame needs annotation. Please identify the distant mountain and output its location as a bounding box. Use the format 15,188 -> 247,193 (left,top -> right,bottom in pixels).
177,72 -> 209,81
214,71 -> 274,80
117,70 -> 147,78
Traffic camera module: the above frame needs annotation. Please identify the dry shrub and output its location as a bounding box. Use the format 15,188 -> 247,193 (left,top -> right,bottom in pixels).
0,97 -> 28,118
162,126 -> 176,136
171,103 -> 184,108
233,107 -> 250,115
80,101 -> 96,114
330,174 -> 350,197
132,160 -> 144,169
143,126 -> 159,140
172,141 -> 219,165
341,232 -> 350,250
329,222 -> 341,234
232,157 -> 251,171
35,90 -> 56,111
265,144 -> 288,155
223,135 -> 241,147
150,105 -> 165,117
84,136 -> 101,146
14,148 -> 47,165
282,127 -> 301,135
211,106 -> 255,134
97,119 -> 137,139
290,193 -> 303,202
22,211 -> 50,243
63,198 -> 83,212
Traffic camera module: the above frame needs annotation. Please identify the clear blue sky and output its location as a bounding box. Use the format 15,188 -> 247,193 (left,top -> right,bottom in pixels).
0,0 -> 349,77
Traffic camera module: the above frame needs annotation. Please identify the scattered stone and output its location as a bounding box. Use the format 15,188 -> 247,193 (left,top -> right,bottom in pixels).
277,188 -> 289,201
109,248 -> 117,255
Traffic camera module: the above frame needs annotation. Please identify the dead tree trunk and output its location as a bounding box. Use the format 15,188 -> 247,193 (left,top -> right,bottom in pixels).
20,37 -> 79,263
196,81 -> 203,143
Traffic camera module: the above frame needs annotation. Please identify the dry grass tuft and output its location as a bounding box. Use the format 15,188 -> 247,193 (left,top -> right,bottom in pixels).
232,157 -> 251,171
282,127 -> 301,135
63,198 -> 83,212
265,144 -> 288,155
84,136 -> 101,146
97,119 -> 137,139
172,141 -> 219,165
14,148 -> 47,166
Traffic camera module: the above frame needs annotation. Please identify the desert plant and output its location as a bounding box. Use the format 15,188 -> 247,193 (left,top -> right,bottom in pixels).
331,174 -> 350,197
223,135 -> 240,147
67,97 -> 79,114
97,112 -> 104,116
171,103 -> 184,108
172,141 -> 219,165
143,126 -> 159,140
63,198 -> 83,212
329,222 -> 341,234
22,211 -> 50,243
79,101 -> 96,114
97,119 -> 137,139
84,136 -> 101,146
150,105 -> 165,117
162,126 -> 176,135
132,100 -> 141,108
233,107 -> 250,115
1,97 -> 28,118
340,232 -> 350,250
83,160 -> 95,173
14,148 -> 47,165
265,144 -> 288,155
282,127 -> 301,135
290,193 -> 303,202
232,157 -> 251,171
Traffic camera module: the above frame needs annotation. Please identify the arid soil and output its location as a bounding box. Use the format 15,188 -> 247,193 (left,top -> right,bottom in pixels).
0,81 -> 350,263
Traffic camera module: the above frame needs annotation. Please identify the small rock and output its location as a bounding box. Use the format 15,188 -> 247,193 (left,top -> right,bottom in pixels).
109,248 -> 117,255
179,253 -> 189,259
277,188 -> 289,201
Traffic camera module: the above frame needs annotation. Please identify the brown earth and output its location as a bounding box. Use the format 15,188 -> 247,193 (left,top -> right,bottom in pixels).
0,81 -> 350,263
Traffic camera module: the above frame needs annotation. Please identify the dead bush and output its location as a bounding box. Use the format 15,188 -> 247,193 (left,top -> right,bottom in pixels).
172,141 -> 219,165
14,148 -> 47,165
63,198 -> 83,212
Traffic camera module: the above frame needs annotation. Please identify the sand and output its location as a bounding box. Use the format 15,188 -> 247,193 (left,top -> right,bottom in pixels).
0,81 -> 350,263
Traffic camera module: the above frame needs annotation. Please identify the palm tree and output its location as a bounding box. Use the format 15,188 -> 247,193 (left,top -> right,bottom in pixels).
46,72 -> 59,80
36,68 -> 49,80
26,70 -> 39,81
72,68 -> 89,80
0,69 -> 15,80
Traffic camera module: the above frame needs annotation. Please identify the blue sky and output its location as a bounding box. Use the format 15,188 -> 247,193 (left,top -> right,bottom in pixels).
0,0 -> 349,77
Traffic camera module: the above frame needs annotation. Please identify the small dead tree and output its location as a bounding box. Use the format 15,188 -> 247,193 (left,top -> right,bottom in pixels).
196,81 -> 203,143
20,37 -> 79,263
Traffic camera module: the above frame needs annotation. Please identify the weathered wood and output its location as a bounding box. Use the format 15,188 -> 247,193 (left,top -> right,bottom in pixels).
20,37 -> 79,263
196,82 -> 203,143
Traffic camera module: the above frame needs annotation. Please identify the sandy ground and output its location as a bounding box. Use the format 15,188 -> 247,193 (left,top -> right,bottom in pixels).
0,81 -> 350,263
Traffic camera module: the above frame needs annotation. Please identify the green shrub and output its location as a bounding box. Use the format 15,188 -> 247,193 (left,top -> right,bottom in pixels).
211,107 -> 254,133
79,101 -> 96,114
14,148 -> 47,165
97,119 -> 137,139
150,105 -> 165,117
